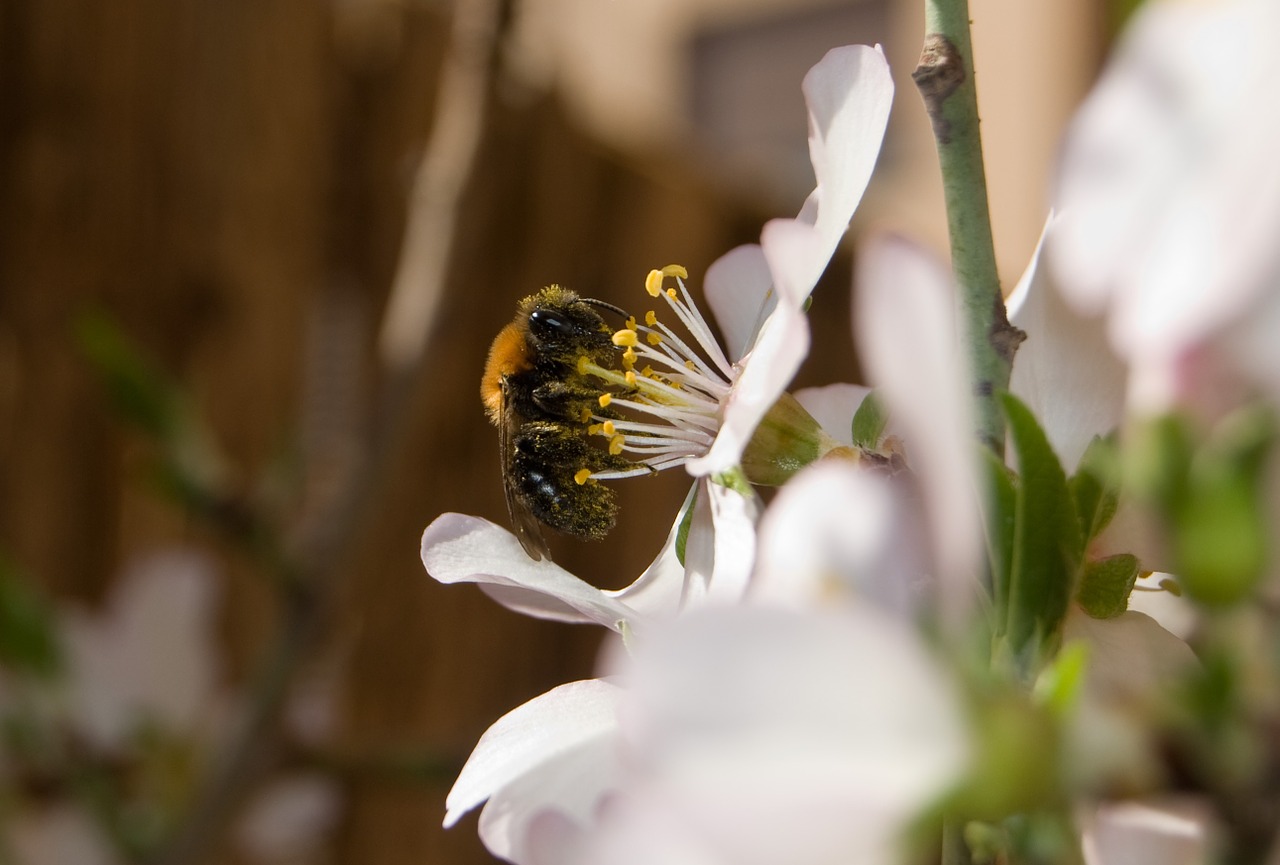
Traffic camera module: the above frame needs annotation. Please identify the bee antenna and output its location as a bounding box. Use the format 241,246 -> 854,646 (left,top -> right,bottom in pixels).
582,297 -> 630,320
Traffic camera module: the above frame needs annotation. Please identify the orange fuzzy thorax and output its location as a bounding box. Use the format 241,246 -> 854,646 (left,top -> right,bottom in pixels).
481,322 -> 532,425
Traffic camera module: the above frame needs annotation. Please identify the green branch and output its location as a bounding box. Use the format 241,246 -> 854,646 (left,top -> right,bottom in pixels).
912,0 -> 1023,454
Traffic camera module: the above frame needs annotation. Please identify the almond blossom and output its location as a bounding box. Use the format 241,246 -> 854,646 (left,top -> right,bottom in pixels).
421,43 -> 893,630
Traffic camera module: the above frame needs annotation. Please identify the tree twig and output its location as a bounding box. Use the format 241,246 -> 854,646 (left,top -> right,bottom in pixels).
912,0 -> 1023,453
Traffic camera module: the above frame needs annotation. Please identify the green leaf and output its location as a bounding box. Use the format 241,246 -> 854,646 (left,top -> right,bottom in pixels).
980,447 -> 1016,622
0,557 -> 63,678
1075,553 -> 1140,619
1070,436 -> 1120,544
851,391 -> 888,450
76,310 -> 186,441
1001,393 -> 1082,657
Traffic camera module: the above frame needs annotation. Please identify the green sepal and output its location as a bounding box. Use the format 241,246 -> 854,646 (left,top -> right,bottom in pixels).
1070,436 -> 1120,545
674,485 -> 698,567
1074,553 -> 1140,619
851,391 -> 888,450
1001,392 -> 1082,656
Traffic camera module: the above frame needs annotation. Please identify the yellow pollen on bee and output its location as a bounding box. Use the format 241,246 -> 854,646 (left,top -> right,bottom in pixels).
661,264 -> 688,279
647,332 -> 663,346
599,393 -> 613,408
609,434 -> 626,455
645,310 -> 658,327
645,269 -> 664,297
574,468 -> 592,485
601,420 -> 617,436
612,329 -> 638,347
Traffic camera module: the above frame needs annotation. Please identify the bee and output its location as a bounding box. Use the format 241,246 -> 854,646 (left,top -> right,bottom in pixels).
482,285 -> 633,560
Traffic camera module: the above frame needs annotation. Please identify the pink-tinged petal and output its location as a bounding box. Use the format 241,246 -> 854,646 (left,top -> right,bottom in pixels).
445,679 -> 624,861
421,514 -> 638,631
799,44 -> 893,266
855,235 -> 982,615
687,220 -> 817,477
704,244 -> 773,364
1008,215 -> 1126,472
1053,0 -> 1280,411
602,606 -> 968,865
793,383 -> 871,447
752,462 -> 929,618
1062,609 -> 1198,703
1081,800 -> 1208,865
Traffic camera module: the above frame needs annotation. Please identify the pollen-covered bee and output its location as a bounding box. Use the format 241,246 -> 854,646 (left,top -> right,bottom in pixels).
481,285 -> 633,560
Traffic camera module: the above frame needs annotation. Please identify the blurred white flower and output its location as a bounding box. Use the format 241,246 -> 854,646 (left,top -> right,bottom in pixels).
6,804 -> 121,865
1080,800 -> 1209,865
534,606 -> 968,865
61,550 -> 222,751
1051,0 -> 1280,414
235,774 -> 345,865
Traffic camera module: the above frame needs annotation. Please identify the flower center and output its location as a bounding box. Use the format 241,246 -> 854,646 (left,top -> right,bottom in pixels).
574,265 -> 735,482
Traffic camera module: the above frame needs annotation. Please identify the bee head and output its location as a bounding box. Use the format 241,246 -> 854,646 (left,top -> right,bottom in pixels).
524,289 -> 614,362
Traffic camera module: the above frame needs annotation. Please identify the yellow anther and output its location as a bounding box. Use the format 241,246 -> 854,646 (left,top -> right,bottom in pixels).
625,316 -> 637,331
598,393 -> 613,408
623,347 -> 637,365
645,310 -> 658,327
588,423 -> 603,435
612,329 -> 638,347
577,356 -> 590,375
579,408 -> 591,423
647,332 -> 663,346
574,468 -> 592,485
601,421 -> 617,436
1158,577 -> 1183,597
666,287 -> 677,299
685,359 -> 696,370
641,365 -> 654,377
661,264 -> 688,279
645,269 -> 665,297
609,434 -> 626,455
625,370 -> 637,387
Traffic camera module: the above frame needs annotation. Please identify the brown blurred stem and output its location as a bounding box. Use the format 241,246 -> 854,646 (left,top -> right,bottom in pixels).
144,1 -> 509,863
912,0 -> 1023,454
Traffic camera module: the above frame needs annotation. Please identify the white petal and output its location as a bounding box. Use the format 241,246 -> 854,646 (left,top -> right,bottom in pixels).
752,461 -> 929,618
1062,609 -> 1198,703
704,244 -> 773,364
793,383 -> 872,447
1008,215 -> 1126,472
678,480 -> 758,609
1081,800 -> 1208,865
800,44 -> 894,270
605,485 -> 696,621
421,514 -> 637,630
605,606 -> 968,865
686,220 -> 816,477
445,679 -> 623,861
855,235 -> 982,614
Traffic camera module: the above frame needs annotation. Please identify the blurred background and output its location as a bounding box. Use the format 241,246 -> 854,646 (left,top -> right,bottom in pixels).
0,0 -> 1118,862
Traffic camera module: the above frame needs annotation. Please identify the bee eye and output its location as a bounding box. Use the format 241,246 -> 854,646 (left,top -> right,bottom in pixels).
529,309 -> 572,338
